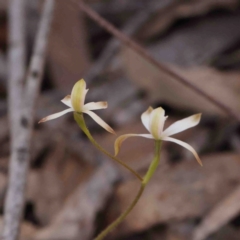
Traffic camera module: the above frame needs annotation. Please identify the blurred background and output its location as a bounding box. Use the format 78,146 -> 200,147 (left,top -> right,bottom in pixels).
1,0 -> 240,239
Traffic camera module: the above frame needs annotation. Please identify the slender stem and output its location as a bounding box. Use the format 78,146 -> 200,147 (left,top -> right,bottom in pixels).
3,1 -> 55,240
74,112 -> 143,181
94,183 -> 145,240
143,140 -> 161,185
94,140 -> 162,240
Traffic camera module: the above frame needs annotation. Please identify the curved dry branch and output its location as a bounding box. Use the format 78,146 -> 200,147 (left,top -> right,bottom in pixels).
3,1 -> 55,240
77,1 -> 240,122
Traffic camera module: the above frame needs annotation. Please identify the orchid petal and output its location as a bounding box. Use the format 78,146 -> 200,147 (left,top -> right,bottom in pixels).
149,107 -> 167,139
162,136 -> 203,166
83,101 -> 108,111
162,113 -> 201,137
114,133 -> 153,156
83,110 -> 115,134
61,95 -> 72,108
141,107 -> 153,132
38,108 -> 73,123
71,79 -> 89,112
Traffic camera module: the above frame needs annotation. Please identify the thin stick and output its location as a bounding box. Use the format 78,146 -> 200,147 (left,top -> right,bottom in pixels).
8,0 -> 26,146
84,10 -> 149,84
3,1 -> 55,240
4,0 -> 26,238
84,0 -> 174,84
77,1 -> 240,122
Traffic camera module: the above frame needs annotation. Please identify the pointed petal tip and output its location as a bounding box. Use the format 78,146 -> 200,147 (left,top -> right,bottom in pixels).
38,118 -> 46,124
71,79 -> 88,111
195,155 -> 203,167
101,121 -> 115,134
73,79 -> 87,90
78,78 -> 86,83
149,107 -> 166,139
103,101 -> 108,108
61,95 -> 70,100
95,101 -> 108,109
61,95 -> 71,102
61,95 -> 72,108
75,78 -> 86,87
194,113 -> 202,123
76,79 -> 87,88
156,106 -> 164,111
109,128 -> 116,135
141,106 -> 153,132
142,106 -> 153,115
147,106 -> 153,111
114,136 -> 124,156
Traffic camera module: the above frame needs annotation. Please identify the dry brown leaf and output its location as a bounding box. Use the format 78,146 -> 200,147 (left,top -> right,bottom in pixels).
33,162 -> 119,240
193,184 -> 240,240
27,139 -> 93,225
122,46 -> 240,115
107,153 -> 240,238
121,8 -> 240,116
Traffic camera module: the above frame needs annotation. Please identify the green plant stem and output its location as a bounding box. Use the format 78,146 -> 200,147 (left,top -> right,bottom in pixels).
93,140 -> 162,240
143,140 -> 162,185
94,183 -> 145,240
74,112 -> 143,181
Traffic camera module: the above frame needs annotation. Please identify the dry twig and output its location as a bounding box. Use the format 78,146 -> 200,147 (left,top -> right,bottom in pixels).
77,1 -> 240,122
7,0 -> 26,146
4,0 -> 26,238
84,1 -> 175,84
3,1 -> 55,240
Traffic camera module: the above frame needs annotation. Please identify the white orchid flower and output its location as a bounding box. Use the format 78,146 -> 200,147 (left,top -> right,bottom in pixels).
39,79 -> 115,134
115,107 -> 202,166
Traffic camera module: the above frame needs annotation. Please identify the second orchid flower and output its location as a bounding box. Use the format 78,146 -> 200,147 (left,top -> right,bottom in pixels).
115,107 -> 202,166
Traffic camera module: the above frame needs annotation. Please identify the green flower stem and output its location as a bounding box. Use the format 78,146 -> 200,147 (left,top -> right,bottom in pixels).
74,112 -> 143,181
94,183 -> 145,240
143,140 -> 162,185
93,140 -> 162,240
